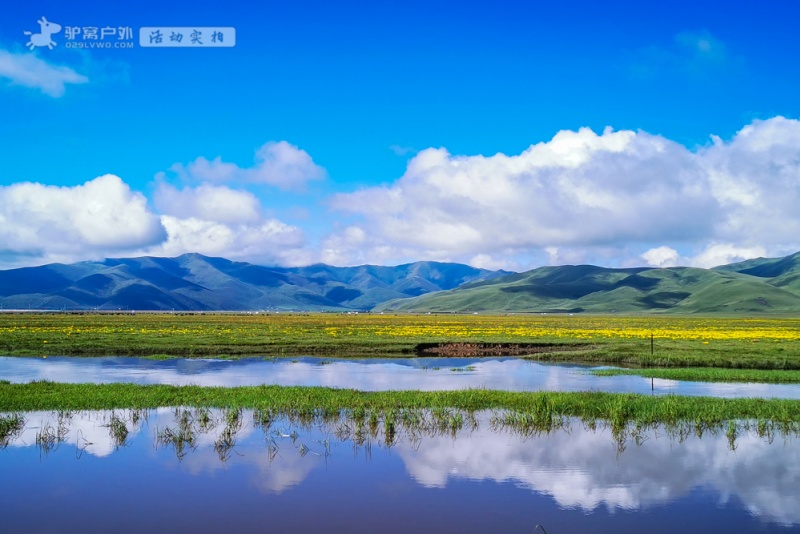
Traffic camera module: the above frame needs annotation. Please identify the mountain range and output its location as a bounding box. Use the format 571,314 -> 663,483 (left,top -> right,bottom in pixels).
0,253 -> 508,311
1,251 -> 799,313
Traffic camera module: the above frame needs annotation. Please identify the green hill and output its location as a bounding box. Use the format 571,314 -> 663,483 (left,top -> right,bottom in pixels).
715,252 -> 800,298
377,254 -> 800,313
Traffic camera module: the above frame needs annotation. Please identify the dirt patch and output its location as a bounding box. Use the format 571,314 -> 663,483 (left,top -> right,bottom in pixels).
415,342 -> 593,357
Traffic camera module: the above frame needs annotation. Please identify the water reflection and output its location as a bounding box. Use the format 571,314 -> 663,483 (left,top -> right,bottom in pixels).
2,355 -> 800,398
2,408 -> 799,529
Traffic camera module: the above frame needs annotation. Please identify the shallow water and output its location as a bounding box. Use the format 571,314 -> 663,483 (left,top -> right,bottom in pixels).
1,409 -> 798,533
2,355 -> 800,398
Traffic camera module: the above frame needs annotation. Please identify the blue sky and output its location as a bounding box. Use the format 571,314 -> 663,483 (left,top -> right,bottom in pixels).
2,1 -> 800,270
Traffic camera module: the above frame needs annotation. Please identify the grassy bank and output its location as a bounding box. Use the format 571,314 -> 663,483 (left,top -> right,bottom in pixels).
591,367 -> 800,383
2,381 -> 799,427
1,313 -> 800,370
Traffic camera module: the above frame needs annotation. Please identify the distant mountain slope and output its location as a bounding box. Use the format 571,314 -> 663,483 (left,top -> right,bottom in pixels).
715,251 -> 800,278
715,252 -> 800,296
0,254 -> 507,311
377,253 -> 800,313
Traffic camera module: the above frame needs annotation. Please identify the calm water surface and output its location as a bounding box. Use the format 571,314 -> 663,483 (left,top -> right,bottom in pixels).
1,355 -> 799,398
1,409 -> 798,533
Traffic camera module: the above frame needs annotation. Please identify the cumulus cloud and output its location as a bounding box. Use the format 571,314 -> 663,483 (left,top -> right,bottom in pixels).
152,142 -> 323,265
702,117 -> 800,248
145,215 -> 310,266
171,141 -> 326,191
689,243 -> 767,269
320,225 -> 395,266
147,181 -> 313,265
4,119 -> 800,271
327,127 -> 711,266
0,49 -> 88,97
0,174 -> 315,268
642,246 -> 680,268
325,117 -> 800,269
154,183 -> 262,225
0,175 -> 166,265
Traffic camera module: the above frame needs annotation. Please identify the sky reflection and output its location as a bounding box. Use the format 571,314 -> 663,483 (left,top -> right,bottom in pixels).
2,355 -> 800,398
2,409 -> 799,529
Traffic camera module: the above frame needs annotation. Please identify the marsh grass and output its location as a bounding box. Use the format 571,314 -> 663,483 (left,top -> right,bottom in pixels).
35,423 -> 61,453
8,406 -> 800,460
214,408 -> 243,462
726,420 -> 739,451
105,412 -> 129,449
155,408 -> 197,460
0,413 -> 24,448
195,407 -> 216,432
35,411 -> 70,455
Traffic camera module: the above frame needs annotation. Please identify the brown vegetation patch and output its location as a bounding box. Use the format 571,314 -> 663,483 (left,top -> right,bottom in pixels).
415,342 -> 593,357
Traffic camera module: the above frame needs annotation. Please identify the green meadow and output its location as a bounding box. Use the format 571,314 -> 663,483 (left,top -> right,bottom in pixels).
1,312 -> 799,370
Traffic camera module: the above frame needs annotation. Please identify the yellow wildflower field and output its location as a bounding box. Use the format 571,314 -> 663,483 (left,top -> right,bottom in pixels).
1,312 -> 799,348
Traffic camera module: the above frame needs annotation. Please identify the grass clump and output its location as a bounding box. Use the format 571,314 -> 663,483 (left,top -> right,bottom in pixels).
0,413 -> 24,448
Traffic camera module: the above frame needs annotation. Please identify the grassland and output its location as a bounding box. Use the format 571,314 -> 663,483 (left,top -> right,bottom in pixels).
1,312 -> 799,370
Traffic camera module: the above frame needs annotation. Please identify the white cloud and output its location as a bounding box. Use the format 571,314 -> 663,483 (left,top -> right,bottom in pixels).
468,253 -> 513,271
148,181 -> 313,265
325,117 -> 800,269
176,156 -> 239,183
0,174 -> 315,269
154,183 -> 262,225
0,49 -> 88,97
250,141 -> 326,190
701,117 -> 800,249
642,246 -> 680,268
3,118 -> 800,271
0,175 -> 165,266
157,141 -> 326,264
328,127 -> 713,266
689,243 -> 767,269
320,225 -> 397,266
143,215 -> 310,266
172,141 -> 326,191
